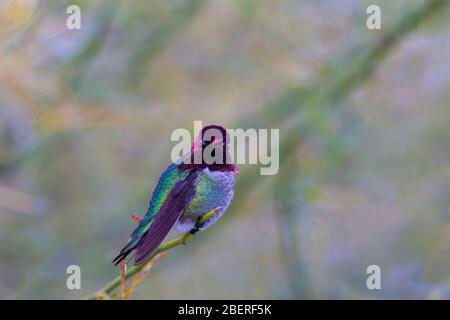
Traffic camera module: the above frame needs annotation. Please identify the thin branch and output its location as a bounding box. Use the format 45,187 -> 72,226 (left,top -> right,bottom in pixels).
84,208 -> 220,300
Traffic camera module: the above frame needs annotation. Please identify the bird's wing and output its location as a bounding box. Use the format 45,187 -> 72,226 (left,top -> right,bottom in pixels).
112,165 -> 198,266
133,169 -> 198,265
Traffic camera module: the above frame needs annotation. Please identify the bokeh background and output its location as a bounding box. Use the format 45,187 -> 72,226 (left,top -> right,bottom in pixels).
0,0 -> 449,299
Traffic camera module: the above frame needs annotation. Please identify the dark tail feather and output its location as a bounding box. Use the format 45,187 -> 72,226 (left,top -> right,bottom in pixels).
112,241 -> 137,266
112,251 -> 129,266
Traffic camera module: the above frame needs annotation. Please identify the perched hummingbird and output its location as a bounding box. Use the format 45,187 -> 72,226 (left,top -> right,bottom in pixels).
113,125 -> 239,266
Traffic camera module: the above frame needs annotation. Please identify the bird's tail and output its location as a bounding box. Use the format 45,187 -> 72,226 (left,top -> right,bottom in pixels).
112,251 -> 130,266
112,236 -> 139,266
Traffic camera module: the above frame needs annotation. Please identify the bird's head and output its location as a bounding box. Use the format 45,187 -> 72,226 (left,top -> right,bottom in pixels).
192,124 -> 229,153
184,124 -> 239,173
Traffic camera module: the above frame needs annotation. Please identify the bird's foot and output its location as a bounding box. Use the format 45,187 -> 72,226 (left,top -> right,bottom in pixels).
188,207 -> 222,235
189,218 -> 204,235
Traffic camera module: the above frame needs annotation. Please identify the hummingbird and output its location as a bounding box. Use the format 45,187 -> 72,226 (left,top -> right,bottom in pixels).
113,125 -> 239,266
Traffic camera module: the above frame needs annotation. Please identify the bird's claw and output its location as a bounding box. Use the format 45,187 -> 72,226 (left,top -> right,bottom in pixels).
189,219 -> 204,235
188,207 -> 221,235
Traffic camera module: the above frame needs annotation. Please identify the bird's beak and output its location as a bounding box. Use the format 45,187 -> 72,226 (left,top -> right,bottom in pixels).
192,136 -> 202,153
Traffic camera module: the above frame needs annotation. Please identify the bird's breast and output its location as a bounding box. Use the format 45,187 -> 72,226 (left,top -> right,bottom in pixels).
177,168 -> 235,232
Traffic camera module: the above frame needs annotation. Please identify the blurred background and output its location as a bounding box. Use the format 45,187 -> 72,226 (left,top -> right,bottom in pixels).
0,0 -> 449,299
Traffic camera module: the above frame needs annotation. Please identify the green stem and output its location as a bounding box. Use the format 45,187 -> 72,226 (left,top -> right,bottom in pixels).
84,208 -> 219,300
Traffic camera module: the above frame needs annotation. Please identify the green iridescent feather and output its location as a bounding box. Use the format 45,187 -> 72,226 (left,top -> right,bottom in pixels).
138,163 -> 190,233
